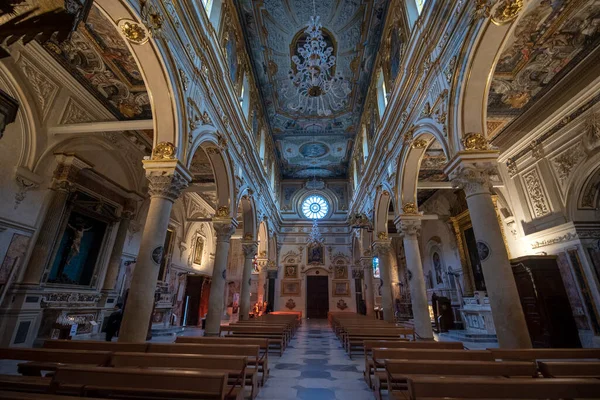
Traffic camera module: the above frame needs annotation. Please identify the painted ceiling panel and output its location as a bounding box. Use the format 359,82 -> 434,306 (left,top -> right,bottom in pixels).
487,0 -> 600,138
237,0 -> 388,178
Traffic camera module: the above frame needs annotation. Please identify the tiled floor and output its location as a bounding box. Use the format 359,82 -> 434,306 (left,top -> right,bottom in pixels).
256,319 -> 373,400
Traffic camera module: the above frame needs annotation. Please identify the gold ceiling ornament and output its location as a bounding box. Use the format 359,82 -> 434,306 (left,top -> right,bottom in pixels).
118,19 -> 149,45
140,0 -> 164,39
491,0 -> 523,25
402,202 -> 418,215
215,206 -> 230,218
151,142 -> 176,160
377,231 -> 388,240
411,139 -> 428,149
462,132 -> 490,151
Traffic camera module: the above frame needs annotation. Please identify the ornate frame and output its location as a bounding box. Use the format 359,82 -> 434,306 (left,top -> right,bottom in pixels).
281,279 -> 301,296
332,280 -> 350,297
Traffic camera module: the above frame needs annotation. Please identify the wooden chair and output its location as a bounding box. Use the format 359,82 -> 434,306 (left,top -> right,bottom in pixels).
405,376 -> 600,400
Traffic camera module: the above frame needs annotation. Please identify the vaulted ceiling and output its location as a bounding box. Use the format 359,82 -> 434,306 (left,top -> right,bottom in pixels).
237,0 -> 389,178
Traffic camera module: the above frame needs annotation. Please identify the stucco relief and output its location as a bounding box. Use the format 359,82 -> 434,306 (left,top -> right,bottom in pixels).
522,168 -> 551,218
550,143 -> 586,193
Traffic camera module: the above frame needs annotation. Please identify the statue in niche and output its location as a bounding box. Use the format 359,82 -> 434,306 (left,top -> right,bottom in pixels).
433,252 -> 443,285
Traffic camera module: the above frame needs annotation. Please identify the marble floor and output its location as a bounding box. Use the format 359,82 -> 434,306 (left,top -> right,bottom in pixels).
256,319 -> 373,400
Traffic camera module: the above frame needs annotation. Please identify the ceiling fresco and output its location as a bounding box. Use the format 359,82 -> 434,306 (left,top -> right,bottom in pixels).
237,0 -> 388,178
487,0 -> 600,138
40,5 -> 152,121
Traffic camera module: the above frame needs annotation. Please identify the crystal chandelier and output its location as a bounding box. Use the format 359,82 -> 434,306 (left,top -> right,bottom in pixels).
307,219 -> 324,246
283,0 -> 351,117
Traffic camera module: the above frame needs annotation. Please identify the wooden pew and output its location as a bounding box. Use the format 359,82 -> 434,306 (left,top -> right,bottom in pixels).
230,322 -> 292,343
385,360 -> 538,398
0,375 -> 52,393
0,348 -> 112,376
344,327 -> 415,358
490,348 -> 600,361
370,349 -> 494,398
50,366 -> 240,400
110,352 -> 256,399
42,339 -> 148,352
405,376 -> 600,400
538,361 -> 600,378
0,391 -> 106,400
175,336 -> 270,385
221,325 -> 287,356
363,340 -> 465,386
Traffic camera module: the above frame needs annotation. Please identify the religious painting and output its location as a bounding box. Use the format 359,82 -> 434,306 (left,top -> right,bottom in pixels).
432,252 -> 443,285
0,233 -> 31,288
284,265 -> 298,279
334,265 -> 348,279
48,211 -> 107,286
281,280 -> 301,296
193,236 -> 204,265
332,280 -> 350,297
388,25 -> 404,83
225,33 -> 238,84
307,243 -> 324,265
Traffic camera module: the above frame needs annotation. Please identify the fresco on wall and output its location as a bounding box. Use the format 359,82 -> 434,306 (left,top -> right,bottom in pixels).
225,33 -> 238,84
388,25 -> 404,84
41,5 -> 151,120
0,233 -> 31,287
487,0 -> 600,137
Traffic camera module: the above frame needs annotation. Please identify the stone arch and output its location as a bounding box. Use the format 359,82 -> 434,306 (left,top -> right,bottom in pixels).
567,152 -> 600,222
94,1 -> 185,156
0,63 -> 45,170
373,185 -> 395,237
447,1 -> 531,153
187,132 -> 235,216
238,190 -> 257,241
396,124 -> 449,211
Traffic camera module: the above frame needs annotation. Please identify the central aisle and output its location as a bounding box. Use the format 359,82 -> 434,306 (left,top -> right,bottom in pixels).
257,319 -> 373,400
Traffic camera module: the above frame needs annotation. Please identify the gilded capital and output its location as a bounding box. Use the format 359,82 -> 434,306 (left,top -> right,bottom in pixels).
462,132 -> 490,151
151,142 -> 177,160
215,206 -> 230,218
402,202 -> 418,215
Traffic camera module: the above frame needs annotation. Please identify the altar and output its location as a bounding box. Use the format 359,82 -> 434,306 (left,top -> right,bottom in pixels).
460,292 -> 496,335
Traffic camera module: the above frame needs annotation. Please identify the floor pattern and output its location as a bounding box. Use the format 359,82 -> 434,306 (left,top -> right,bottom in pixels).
256,319 -> 373,400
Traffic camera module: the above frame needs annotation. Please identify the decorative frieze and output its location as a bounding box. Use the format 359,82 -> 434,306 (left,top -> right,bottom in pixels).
41,292 -> 101,308
550,144 -> 585,191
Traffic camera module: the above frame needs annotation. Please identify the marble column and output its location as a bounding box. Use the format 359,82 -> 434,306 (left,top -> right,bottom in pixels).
239,242 -> 257,320
450,159 -> 531,348
398,218 -> 434,340
119,161 -> 190,342
361,257 -> 375,317
22,155 -> 91,285
102,211 -> 133,291
204,220 -> 237,336
372,241 -> 394,322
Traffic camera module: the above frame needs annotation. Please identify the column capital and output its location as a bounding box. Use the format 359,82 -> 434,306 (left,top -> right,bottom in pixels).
213,219 -> 237,242
444,151 -> 501,197
397,218 -> 422,238
242,241 -> 258,259
143,159 -> 192,202
371,240 -> 392,257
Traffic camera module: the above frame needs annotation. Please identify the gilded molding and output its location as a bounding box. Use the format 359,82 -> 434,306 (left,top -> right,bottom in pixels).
402,202 -> 418,215
491,0 -> 523,26
152,142 -> 176,160
215,206 -> 230,218
118,19 -> 149,45
462,132 -> 490,151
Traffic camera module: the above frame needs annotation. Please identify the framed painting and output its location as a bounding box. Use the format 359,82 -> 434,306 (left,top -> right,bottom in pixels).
332,280 -> 350,297
193,236 -> 204,265
334,265 -> 347,279
284,265 -> 298,279
307,243 -> 324,265
281,280 -> 301,296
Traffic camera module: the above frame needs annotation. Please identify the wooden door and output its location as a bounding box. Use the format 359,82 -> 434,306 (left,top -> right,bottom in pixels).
306,276 -> 329,319
184,275 -> 203,326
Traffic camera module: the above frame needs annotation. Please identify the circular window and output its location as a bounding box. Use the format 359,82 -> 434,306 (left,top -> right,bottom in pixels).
302,195 -> 329,219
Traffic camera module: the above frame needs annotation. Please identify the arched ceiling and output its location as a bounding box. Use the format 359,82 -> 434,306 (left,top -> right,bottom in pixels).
486,0 -> 600,138
237,0 -> 389,178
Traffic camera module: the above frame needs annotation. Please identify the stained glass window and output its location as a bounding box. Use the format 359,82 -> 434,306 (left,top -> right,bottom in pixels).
302,195 -> 329,219
373,257 -> 380,279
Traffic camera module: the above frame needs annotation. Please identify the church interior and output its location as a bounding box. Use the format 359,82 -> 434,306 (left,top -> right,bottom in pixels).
1,0 -> 600,399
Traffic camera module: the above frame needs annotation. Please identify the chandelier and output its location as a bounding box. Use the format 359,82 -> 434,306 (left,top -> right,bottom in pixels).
283,1 -> 351,116
307,219 -> 324,246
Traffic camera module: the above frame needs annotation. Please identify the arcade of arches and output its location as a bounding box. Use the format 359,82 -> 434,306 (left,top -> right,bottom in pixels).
1,0 -> 600,359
